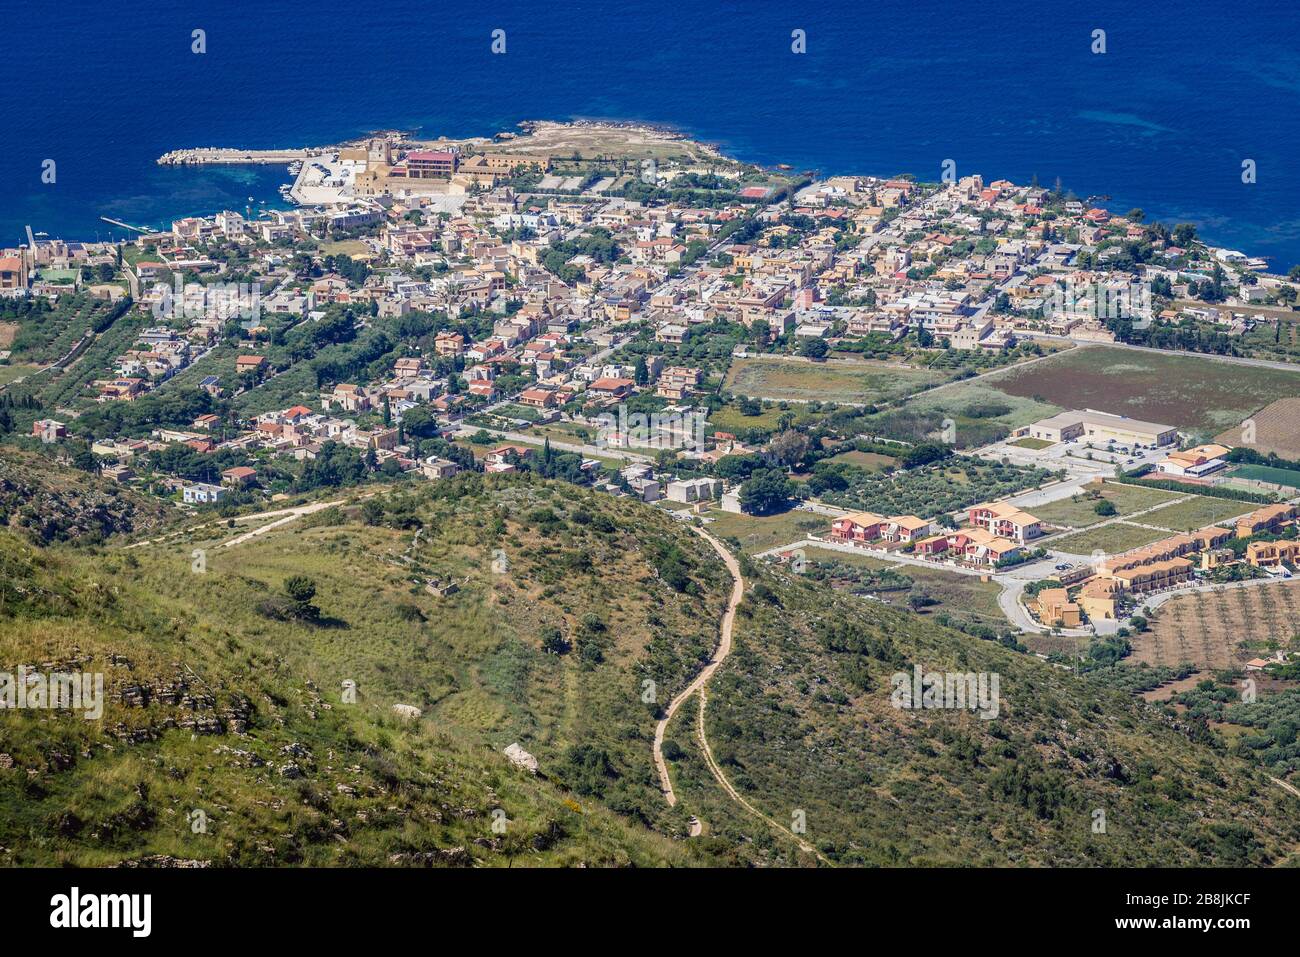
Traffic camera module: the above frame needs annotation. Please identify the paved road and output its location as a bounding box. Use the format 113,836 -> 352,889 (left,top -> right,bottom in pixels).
997,578 -> 1095,637
1137,573 -> 1296,613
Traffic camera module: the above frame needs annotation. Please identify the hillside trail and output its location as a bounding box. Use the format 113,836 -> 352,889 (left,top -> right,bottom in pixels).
653,525 -> 829,864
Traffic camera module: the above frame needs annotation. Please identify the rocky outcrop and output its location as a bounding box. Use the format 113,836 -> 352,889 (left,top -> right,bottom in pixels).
0,449 -> 169,545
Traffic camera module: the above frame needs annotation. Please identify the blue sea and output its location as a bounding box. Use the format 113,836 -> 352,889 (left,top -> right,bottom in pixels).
4,0 -> 1300,268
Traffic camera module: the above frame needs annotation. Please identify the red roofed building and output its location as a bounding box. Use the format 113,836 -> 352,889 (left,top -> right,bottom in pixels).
519,388 -> 558,408
394,150 -> 458,179
587,377 -> 636,399
0,255 -> 28,290
221,466 -> 258,487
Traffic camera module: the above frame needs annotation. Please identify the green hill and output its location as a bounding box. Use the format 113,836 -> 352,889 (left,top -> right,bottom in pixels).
1,465 -> 1297,867
665,561 -> 1300,866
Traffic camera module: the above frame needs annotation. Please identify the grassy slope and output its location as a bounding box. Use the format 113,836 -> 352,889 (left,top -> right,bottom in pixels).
3,468 -> 1298,867
672,560 -> 1300,866
0,474 -> 734,866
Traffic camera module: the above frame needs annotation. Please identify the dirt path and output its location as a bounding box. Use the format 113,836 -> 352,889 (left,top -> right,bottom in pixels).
653,525 -> 742,806
1270,776 -> 1300,800
654,526 -> 829,863
127,498 -> 348,550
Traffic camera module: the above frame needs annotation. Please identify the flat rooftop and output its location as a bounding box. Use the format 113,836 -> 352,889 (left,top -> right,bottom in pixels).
1034,408 -> 1175,435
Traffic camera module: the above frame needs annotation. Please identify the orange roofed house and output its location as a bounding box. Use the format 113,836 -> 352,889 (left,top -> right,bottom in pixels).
1032,588 -> 1082,628
967,502 -> 1042,543
435,331 -> 464,356
829,512 -> 887,544
0,255 -> 28,290
221,466 -> 258,487
484,444 -> 534,474
910,528 -> 1024,566
1111,557 -> 1194,594
1235,504 -> 1298,539
519,388 -> 558,409
587,377 -> 636,401
1246,540 -> 1300,568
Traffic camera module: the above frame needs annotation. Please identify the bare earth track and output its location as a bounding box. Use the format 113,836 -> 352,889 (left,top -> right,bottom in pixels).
653,526 -> 827,862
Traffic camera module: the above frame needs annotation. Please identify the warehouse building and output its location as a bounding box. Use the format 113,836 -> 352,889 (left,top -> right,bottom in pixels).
1026,409 -> 1177,447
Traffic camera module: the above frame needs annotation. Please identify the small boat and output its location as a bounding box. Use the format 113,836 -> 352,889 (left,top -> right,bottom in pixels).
287,161 -> 303,175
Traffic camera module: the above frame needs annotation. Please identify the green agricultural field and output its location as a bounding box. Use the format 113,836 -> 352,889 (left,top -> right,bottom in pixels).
862,381 -> 1063,449
1030,484 -> 1183,528
492,403 -> 544,422
320,239 -> 370,256
526,421 -> 597,446
1009,437 -> 1054,450
987,345 -> 1300,437
0,363 -> 37,387
5,295 -> 118,366
1048,521 -> 1171,556
1143,495 -> 1256,531
724,356 -> 947,406
707,400 -> 828,435
824,449 -> 898,472
821,458 -> 1056,520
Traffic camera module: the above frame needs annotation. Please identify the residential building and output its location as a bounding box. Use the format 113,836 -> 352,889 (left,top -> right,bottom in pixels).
1235,504 -> 1298,539
221,466 -> 258,487
1032,588 -> 1082,628
967,502 -> 1043,543
183,483 -> 226,504
830,512 -> 887,543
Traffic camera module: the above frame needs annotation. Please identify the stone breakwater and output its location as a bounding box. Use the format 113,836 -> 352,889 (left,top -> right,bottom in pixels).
157,147 -> 322,166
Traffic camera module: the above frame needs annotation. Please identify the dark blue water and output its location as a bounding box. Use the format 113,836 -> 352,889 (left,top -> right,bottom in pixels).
4,0 -> 1299,267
